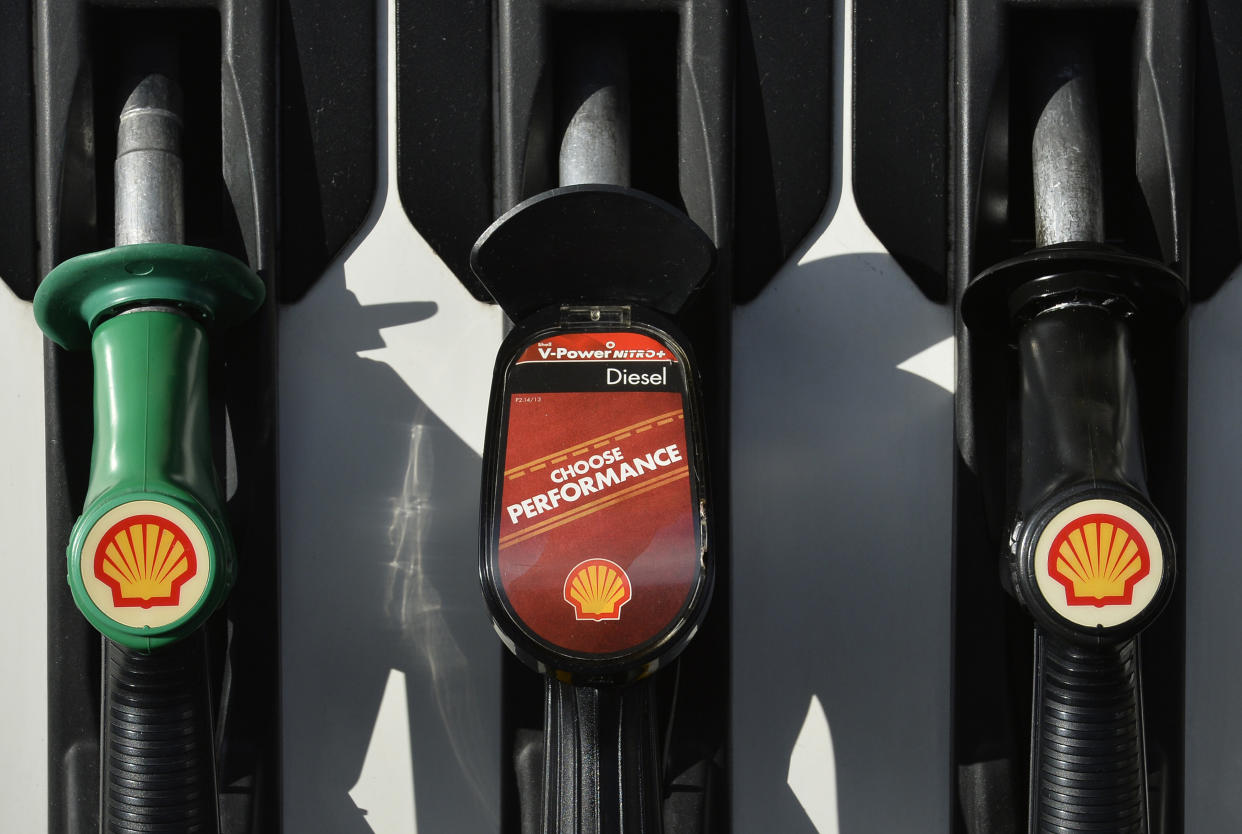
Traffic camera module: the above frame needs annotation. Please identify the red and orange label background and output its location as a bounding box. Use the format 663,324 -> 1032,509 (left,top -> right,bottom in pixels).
497,390 -> 698,655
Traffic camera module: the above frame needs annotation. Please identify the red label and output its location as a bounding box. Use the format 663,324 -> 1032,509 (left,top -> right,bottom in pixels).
94,514 -> 198,608
1047,513 -> 1150,607
496,331 -> 700,656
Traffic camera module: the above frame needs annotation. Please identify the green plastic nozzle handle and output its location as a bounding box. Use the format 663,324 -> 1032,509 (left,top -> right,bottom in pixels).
35,242 -> 263,650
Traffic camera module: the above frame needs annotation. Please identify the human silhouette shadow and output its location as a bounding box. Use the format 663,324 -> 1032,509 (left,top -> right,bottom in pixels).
727,0 -> 956,822
278,255 -> 502,833
275,0 -> 508,821
731,245 -> 955,834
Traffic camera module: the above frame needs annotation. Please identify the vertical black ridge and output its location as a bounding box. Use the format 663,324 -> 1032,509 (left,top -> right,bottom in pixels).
543,677 -> 662,834
1031,633 -> 1145,834
101,634 -> 219,833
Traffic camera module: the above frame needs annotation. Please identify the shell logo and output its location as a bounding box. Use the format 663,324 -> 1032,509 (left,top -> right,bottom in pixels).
1047,513 -> 1149,607
94,514 -> 197,608
564,558 -> 632,621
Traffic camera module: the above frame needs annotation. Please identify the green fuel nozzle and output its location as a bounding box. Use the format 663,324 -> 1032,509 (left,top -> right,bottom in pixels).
33,71 -> 263,651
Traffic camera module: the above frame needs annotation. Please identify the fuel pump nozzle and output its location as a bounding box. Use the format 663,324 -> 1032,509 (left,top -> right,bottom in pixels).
539,38 -> 665,834
34,50 -> 263,832
1018,40 -> 1164,834
475,26 -> 713,834
962,29 -> 1185,834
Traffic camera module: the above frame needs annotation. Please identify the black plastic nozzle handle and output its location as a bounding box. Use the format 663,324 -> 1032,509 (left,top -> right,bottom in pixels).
1013,305 -> 1146,518
102,634 -> 219,833
1030,632 -> 1146,833
1013,305 -> 1168,834
542,677 -> 662,834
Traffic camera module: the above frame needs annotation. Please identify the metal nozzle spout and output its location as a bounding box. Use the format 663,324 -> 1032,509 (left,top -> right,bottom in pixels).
1031,33 -> 1104,248
114,72 -> 184,246
558,35 -> 631,188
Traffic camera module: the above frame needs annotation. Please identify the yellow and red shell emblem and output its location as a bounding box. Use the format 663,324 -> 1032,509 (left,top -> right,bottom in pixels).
564,558 -> 632,621
1047,513 -> 1149,607
94,514 -> 198,608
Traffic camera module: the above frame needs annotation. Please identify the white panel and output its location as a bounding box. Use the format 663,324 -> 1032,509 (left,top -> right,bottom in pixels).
279,0 -> 506,831
0,284 -> 48,831
1185,264 -> 1242,832
731,0 -> 953,829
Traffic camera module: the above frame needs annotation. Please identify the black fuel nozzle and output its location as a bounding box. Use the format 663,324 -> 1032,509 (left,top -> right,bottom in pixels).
961,28 -> 1184,834
1007,304 -> 1175,646
475,22 -> 715,833
470,19 -> 714,323
480,308 -> 712,834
